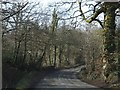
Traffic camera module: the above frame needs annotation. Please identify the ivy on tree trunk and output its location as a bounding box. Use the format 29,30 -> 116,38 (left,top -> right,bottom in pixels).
102,3 -> 116,82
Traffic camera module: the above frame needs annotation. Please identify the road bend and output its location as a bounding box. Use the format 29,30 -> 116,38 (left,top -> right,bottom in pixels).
35,66 -> 103,89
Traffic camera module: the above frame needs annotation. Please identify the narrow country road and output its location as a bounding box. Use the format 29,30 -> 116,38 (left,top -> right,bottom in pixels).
35,66 -> 103,89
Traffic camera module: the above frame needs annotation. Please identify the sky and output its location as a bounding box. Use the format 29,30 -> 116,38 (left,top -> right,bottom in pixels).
27,0 -> 60,6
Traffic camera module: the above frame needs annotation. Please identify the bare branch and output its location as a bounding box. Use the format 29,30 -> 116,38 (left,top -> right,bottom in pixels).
62,1 -> 76,4
2,2 -> 29,21
116,14 -> 120,16
94,19 -> 104,28
59,9 -> 93,21
77,0 -> 104,27
2,28 -> 16,35
93,2 -> 101,13
60,15 -> 82,20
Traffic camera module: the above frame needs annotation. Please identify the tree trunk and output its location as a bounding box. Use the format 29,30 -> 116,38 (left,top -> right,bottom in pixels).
59,45 -> 62,67
66,45 -> 70,65
49,53 -> 52,66
14,40 -> 21,64
22,33 -> 27,65
117,29 -> 120,81
54,45 -> 57,67
102,3 -> 116,83
38,46 -> 46,67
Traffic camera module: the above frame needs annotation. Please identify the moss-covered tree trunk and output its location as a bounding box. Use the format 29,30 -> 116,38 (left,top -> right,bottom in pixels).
117,28 -> 120,81
78,1 -> 120,82
102,3 -> 116,83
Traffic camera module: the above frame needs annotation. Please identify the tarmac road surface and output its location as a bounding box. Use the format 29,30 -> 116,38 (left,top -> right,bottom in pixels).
35,66 -> 103,89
